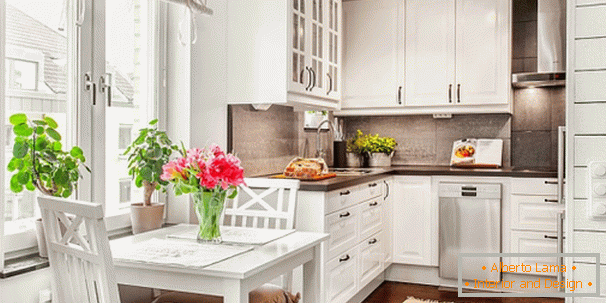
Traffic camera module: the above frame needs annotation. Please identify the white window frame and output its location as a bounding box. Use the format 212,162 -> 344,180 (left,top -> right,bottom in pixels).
0,0 -> 168,266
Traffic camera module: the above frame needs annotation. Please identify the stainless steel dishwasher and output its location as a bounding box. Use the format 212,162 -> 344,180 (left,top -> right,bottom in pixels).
439,183 -> 501,281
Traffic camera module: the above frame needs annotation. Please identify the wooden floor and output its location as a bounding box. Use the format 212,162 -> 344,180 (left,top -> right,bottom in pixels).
361,282 -> 564,303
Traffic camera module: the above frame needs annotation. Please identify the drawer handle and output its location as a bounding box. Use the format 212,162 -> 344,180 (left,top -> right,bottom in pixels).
368,238 -> 378,245
544,199 -> 559,203
544,235 -> 566,240
545,181 -> 558,185
369,201 -> 378,207
340,190 -> 351,196
339,211 -> 351,218
368,183 -> 378,188
339,255 -> 350,262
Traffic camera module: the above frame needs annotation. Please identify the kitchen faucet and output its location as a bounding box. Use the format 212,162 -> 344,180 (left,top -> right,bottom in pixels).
315,119 -> 335,161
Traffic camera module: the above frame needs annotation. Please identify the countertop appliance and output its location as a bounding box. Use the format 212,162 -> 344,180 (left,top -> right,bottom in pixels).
439,183 -> 502,281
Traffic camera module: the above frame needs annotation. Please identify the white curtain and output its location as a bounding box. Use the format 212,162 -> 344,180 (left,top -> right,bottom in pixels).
160,0 -> 213,16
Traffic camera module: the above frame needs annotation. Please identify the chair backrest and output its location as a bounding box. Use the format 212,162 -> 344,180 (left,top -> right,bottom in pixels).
38,196 -> 120,303
222,178 -> 300,230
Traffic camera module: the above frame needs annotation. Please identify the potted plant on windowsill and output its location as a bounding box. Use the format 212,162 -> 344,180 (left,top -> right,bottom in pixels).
124,119 -> 178,234
6,113 -> 89,257
365,133 -> 397,167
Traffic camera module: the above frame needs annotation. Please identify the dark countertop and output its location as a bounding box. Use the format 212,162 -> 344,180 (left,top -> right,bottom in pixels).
292,165 -> 557,191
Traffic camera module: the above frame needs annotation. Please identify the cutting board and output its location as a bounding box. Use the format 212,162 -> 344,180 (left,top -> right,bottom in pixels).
271,173 -> 337,181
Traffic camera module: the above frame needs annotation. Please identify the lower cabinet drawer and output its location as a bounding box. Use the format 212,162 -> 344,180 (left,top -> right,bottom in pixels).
511,178 -> 558,195
358,231 -> 384,288
510,231 -> 563,276
358,198 -> 383,240
326,204 -> 359,260
326,247 -> 358,303
326,185 -> 362,214
574,263 -> 606,297
511,195 -> 564,232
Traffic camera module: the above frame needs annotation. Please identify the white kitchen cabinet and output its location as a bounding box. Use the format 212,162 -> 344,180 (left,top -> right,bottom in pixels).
510,231 -> 562,276
227,0 -> 341,110
326,246 -> 359,303
511,195 -> 565,232
383,178 -> 393,265
358,232 -> 385,288
342,0 -> 404,108
392,176 -> 434,266
405,0 -> 510,107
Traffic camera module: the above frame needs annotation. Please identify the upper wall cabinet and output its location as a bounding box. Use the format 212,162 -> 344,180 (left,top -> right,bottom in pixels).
406,0 -> 510,107
341,0 -> 404,109
226,0 -> 342,110
339,0 -> 511,115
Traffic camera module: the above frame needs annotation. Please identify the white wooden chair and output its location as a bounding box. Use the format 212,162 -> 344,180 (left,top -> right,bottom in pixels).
38,196 -> 120,303
153,178 -> 301,303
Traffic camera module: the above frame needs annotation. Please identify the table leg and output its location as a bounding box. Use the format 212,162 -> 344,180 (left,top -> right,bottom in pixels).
303,244 -> 323,303
223,279 -> 248,303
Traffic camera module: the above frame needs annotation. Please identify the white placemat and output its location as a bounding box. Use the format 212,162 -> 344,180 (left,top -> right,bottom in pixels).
168,226 -> 296,245
113,238 -> 253,268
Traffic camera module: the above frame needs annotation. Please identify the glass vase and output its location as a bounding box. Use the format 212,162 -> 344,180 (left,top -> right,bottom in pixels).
192,190 -> 227,243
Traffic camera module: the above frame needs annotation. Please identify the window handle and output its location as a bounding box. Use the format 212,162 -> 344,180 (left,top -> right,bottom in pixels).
84,72 -> 96,106
99,74 -> 112,107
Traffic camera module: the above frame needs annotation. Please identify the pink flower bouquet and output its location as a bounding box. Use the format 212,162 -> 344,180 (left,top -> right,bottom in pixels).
161,144 -> 245,241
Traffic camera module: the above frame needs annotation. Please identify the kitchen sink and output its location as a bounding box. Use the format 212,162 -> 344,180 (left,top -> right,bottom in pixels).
329,168 -> 375,176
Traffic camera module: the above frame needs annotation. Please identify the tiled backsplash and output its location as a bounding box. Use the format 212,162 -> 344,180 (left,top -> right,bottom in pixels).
228,105 -> 333,177
342,114 -> 512,167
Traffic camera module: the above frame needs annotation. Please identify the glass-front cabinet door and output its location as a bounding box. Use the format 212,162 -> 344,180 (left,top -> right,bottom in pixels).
326,0 -> 341,100
308,0 -> 325,96
289,0 -> 311,95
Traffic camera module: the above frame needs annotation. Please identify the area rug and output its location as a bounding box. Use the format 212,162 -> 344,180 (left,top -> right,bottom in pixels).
403,297 -> 454,303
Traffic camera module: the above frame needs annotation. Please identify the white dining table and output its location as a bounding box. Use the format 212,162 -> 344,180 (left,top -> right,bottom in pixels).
110,224 -> 329,303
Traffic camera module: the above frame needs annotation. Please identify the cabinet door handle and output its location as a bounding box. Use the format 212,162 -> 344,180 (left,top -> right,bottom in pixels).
456,84 -> 461,103
339,190 -> 351,196
300,68 -> 306,86
339,211 -> 351,218
326,72 -> 332,95
305,67 -> 313,91
545,180 -> 558,185
339,255 -> 350,262
544,235 -> 566,240
544,199 -> 559,203
309,68 -> 316,91
368,183 -> 378,188
397,86 -> 402,105
448,84 -> 453,103
369,201 -> 378,207
368,238 -> 378,245
384,180 -> 390,200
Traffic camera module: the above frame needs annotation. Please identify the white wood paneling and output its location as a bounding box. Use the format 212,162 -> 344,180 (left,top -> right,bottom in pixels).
575,167 -> 589,199
575,38 -> 606,70
358,198 -> 383,241
575,104 -> 606,134
358,232 -> 384,288
510,231 -> 560,276
326,246 -> 358,303
575,200 -> 606,232
573,232 -> 606,264
576,6 -> 606,38
575,136 -> 606,166
574,263 -> 605,296
576,0 -> 606,6
326,203 -> 359,260
575,71 -> 606,103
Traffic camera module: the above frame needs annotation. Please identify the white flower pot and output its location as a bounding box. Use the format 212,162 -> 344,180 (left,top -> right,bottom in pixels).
368,152 -> 393,167
346,152 -> 363,168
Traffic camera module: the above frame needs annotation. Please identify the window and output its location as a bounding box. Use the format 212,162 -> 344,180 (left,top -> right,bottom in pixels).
5,58 -> 38,90
119,179 -> 132,204
0,0 -> 166,262
118,125 -> 133,150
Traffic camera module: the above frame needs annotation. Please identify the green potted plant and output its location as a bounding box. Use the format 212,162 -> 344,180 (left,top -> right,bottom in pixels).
6,113 -> 89,257
364,133 -> 397,167
345,130 -> 365,167
124,119 -> 178,234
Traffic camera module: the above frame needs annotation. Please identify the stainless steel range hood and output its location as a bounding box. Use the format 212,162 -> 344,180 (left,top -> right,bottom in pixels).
512,0 -> 566,88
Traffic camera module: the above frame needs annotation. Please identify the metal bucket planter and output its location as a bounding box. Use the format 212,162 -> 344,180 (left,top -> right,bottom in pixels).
346,152 -> 364,168
368,152 -> 394,167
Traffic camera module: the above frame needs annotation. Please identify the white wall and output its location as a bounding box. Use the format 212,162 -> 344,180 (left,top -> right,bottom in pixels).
165,0 -> 228,224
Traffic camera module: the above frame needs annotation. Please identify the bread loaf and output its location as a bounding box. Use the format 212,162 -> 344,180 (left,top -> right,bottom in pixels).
283,157 -> 328,179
